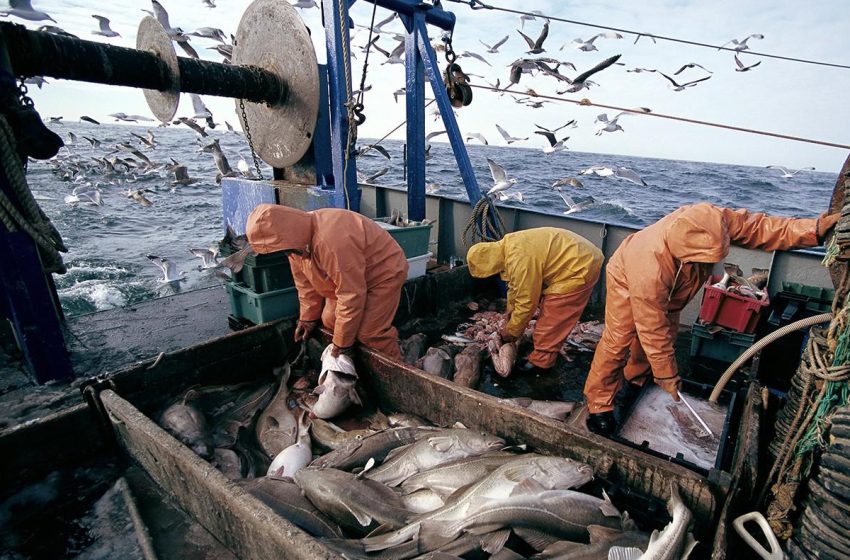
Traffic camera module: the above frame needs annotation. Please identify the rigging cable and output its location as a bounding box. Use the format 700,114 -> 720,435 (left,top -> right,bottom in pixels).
443,0 -> 850,70
470,84 -> 850,151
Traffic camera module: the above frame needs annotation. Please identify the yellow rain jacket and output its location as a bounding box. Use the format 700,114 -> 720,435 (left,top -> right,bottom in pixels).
466,227 -> 603,338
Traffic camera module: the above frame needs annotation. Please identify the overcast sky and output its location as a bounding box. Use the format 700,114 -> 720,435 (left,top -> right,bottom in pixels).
13,0 -> 850,172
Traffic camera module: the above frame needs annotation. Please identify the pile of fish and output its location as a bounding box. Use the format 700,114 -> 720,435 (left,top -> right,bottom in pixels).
709,263 -> 769,300
561,320 -> 605,361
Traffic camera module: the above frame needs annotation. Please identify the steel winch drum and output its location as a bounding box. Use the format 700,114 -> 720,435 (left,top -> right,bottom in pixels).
231,0 -> 320,168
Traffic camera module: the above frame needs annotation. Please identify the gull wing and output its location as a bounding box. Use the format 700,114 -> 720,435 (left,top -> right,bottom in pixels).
190,94 -> 212,119
534,130 -> 556,147
486,158 -> 508,184
573,54 -> 622,84
614,167 -> 647,186
491,35 -> 509,50
151,0 -> 171,29
516,29 -> 536,50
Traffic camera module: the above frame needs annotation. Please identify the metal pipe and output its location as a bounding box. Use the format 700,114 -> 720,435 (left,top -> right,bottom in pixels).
363,0 -> 456,31
0,23 -> 288,105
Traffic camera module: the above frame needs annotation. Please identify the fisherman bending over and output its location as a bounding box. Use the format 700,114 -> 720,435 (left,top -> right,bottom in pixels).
466,227 -> 604,374
584,203 -> 840,436
246,204 -> 409,360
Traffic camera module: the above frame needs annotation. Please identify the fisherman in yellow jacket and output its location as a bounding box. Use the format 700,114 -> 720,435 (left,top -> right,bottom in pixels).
466,227 -> 604,373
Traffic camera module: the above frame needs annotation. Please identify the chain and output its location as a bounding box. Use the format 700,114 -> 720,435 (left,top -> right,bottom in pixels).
352,0 -> 379,127
16,78 -> 35,108
238,98 -> 264,180
443,32 -> 458,64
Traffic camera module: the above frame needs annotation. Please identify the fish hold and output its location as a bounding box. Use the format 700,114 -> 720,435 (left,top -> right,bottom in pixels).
366,428 -> 506,486
294,468 -> 412,535
401,333 -> 428,365
502,397 -> 577,421
453,344 -> 486,388
310,426 -> 427,470
488,340 -> 518,377
610,482 -> 696,560
420,347 -> 453,379
213,448 -> 243,480
256,364 -> 299,458
161,402 -> 214,459
238,476 -> 343,538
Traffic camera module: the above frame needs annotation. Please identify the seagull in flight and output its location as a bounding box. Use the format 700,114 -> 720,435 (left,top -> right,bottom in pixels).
556,54 -> 622,94
64,185 -> 103,206
734,53 -> 761,72
534,130 -> 569,154
766,165 -> 815,179
1,0 -> 55,22
190,94 -> 215,127
190,246 -> 219,269
564,32 -> 623,52
458,51 -> 491,66
718,34 -> 764,52
172,165 -> 199,186
485,158 -> 518,197
519,10 -> 545,29
479,36 -> 509,54
580,165 -> 647,186
657,72 -> 711,91
673,63 -> 713,76
594,108 -> 650,135
147,255 -> 187,283
551,177 -> 584,189
127,188 -> 154,207
92,15 -> 120,38
80,116 -> 100,125
535,121 -> 577,135
130,130 -> 156,149
517,21 -> 549,55
554,188 -> 594,215
466,132 -> 488,145
495,124 -> 528,144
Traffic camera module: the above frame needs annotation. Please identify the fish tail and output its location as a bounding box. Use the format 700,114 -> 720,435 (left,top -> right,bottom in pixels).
361,523 -> 420,552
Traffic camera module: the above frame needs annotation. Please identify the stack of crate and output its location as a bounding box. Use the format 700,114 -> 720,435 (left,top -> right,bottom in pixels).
373,218 -> 434,279
222,240 -> 299,327
690,275 -> 769,363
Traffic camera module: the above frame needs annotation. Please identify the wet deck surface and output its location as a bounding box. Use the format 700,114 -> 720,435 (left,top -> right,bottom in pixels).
0,286 -> 233,429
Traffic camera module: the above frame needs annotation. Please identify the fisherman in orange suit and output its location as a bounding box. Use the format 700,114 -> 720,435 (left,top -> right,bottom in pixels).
584,203 -> 840,436
246,204 -> 409,360
466,227 -> 604,374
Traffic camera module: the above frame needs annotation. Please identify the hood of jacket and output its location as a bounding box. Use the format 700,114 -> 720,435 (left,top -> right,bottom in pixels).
466,240 -> 505,278
245,204 -> 314,254
664,203 -> 730,264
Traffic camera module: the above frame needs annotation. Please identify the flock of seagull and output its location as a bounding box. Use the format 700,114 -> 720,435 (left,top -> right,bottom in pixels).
6,0 -> 820,260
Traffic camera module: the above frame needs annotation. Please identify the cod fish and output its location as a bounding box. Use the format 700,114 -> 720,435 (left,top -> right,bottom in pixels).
489,340 -> 518,377
310,418 -> 376,452
238,476 -> 342,538
609,483 -> 696,560
267,410 -> 312,478
532,527 -> 649,559
256,364 -> 299,458
402,488 -> 446,514
213,448 -> 244,480
453,344 -> 486,388
502,397 -> 577,421
401,333 -> 428,365
417,489 -> 629,553
420,347 -> 453,378
313,346 -> 361,419
401,453 -> 520,498
364,455 -> 595,552
294,468 -> 411,535
310,426 -> 427,470
388,412 -> 433,428
366,428 -> 506,486
161,402 -> 214,459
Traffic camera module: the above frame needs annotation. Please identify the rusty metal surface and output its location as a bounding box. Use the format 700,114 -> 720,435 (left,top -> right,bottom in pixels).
828,152 -> 850,287
231,0 -> 319,168
136,17 -> 179,123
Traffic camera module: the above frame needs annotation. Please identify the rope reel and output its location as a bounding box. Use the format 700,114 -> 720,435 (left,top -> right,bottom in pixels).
136,0 -> 320,168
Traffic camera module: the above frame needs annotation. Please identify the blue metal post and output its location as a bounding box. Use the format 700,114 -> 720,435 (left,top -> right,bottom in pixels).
404,12 -> 426,221
322,0 -> 360,211
313,64 -> 334,188
416,18 -> 483,205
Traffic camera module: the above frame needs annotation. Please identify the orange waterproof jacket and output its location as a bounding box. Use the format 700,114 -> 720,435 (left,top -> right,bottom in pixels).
611,203 -> 818,381
467,227 -> 603,338
246,204 -> 408,348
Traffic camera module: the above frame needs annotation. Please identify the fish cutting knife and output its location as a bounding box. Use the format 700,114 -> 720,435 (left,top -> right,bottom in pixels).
679,393 -> 715,437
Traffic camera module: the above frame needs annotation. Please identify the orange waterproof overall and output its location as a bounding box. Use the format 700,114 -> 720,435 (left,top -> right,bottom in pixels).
584,203 -> 819,413
467,228 -> 604,369
246,205 -> 409,359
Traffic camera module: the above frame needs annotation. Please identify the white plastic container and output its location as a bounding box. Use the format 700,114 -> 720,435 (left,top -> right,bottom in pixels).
406,252 -> 432,280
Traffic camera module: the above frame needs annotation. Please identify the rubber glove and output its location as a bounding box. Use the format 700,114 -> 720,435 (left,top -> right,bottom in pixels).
654,375 -> 682,402
817,212 -> 840,243
294,320 -> 318,342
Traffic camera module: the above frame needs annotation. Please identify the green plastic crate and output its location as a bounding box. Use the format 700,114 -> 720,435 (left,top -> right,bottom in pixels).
780,282 -> 835,313
225,282 -> 299,325
374,218 -> 433,258
219,241 -> 294,293
690,322 -> 756,363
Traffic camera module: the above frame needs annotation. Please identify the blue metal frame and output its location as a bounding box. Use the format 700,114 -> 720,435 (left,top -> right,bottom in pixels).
323,0 -> 360,211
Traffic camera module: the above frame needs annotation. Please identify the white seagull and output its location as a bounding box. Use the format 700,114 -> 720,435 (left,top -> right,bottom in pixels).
147,255 -> 187,283
0,0 -> 55,22
551,177 -> 584,189
580,165 -> 647,186
479,36 -> 509,54
718,34 -> 764,52
594,108 -> 650,135
485,158 -> 518,197
466,132 -> 488,145
92,15 -> 120,38
564,32 -> 623,52
734,53 -> 761,72
64,185 -> 103,206
554,188 -> 594,215
495,124 -> 528,144
190,94 -> 213,120
766,165 -> 815,179
534,130 -> 569,154
190,246 -> 219,269
657,72 -> 711,91
556,54 -> 622,94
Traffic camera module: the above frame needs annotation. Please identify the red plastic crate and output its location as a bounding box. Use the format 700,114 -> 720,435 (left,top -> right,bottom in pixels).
698,275 -> 769,334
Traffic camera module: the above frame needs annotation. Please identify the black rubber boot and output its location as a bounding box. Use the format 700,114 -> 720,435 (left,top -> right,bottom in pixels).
517,361 -> 552,375
586,411 -> 617,436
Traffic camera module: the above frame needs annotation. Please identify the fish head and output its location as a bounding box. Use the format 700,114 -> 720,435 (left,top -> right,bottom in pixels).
312,370 -> 360,419
530,457 -> 595,489
456,430 -> 506,454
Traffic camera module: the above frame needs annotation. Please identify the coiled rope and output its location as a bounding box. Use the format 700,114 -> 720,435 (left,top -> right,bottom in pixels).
0,114 -> 66,273
462,195 -> 507,247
